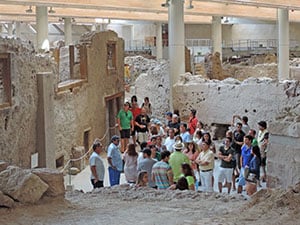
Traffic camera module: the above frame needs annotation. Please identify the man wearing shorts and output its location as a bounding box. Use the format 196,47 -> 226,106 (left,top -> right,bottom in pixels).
117,102 -> 134,152
218,137 -> 235,193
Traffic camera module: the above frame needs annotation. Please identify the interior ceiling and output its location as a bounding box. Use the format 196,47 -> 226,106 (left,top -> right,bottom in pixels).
0,0 -> 300,24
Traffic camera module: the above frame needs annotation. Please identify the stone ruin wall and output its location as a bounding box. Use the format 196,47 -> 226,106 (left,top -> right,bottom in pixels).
54,31 -> 125,167
128,55 -> 299,188
173,75 -> 300,188
0,31 -> 124,169
0,38 -> 57,167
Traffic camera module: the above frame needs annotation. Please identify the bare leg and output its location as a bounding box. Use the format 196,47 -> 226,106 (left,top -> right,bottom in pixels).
232,173 -> 236,191
237,185 -> 243,194
226,182 -> 231,194
218,182 -> 223,193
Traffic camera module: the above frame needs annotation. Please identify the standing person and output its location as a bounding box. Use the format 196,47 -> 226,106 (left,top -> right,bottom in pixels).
232,115 -> 250,135
107,135 -> 123,186
237,135 -> 253,194
196,141 -> 215,192
141,97 -> 152,116
180,123 -> 191,143
232,123 -> 246,173
248,129 -> 258,147
123,143 -> 138,184
135,107 -> 150,145
169,114 -> 180,136
152,151 -> 174,190
117,102 -> 134,153
247,145 -> 261,181
257,121 -> 269,182
217,137 -> 235,194
89,139 -> 105,189
130,101 -> 141,146
137,148 -> 157,188
169,141 -> 191,183
188,109 -> 198,135
164,128 -> 176,152
183,139 -> 200,189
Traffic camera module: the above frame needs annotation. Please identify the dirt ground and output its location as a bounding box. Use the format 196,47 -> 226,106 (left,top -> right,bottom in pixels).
1,183 -> 299,225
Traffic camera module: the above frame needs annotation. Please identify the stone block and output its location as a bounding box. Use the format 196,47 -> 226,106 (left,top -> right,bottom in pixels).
0,190 -> 14,208
0,161 -> 9,172
0,166 -> 48,203
31,168 -> 65,197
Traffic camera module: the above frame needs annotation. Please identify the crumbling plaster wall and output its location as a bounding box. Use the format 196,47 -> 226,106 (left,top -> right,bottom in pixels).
54,31 -> 124,162
0,31 -> 124,169
173,75 -> 300,188
0,38 -> 57,167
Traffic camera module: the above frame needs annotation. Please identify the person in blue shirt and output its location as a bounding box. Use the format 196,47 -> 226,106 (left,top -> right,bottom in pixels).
237,135 -> 253,194
248,145 -> 261,181
107,135 -> 123,186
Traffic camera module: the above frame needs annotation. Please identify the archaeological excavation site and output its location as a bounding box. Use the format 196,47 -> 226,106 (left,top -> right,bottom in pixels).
0,1 -> 300,225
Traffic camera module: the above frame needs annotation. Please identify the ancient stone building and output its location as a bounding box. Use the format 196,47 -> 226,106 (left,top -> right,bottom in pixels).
0,31 -> 124,169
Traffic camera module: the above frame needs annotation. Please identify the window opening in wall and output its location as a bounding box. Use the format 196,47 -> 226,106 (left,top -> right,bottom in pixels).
83,129 -> 90,153
107,41 -> 117,72
56,155 -> 64,168
0,53 -> 11,109
57,44 -> 88,92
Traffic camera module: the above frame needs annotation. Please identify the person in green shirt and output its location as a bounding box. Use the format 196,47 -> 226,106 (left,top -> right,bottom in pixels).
249,129 -> 258,147
117,102 -> 134,152
169,141 -> 191,182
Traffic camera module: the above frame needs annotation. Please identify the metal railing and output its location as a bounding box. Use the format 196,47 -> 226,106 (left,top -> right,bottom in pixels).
124,38 -> 300,52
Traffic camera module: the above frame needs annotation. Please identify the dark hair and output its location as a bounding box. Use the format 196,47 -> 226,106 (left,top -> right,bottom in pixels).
245,135 -> 253,142
93,143 -> 101,151
160,150 -> 170,160
249,129 -> 256,136
142,148 -> 151,157
131,95 -> 137,103
187,142 -> 196,154
195,130 -> 203,139
175,135 -> 183,142
176,177 -> 189,190
174,109 -> 180,116
150,126 -> 158,135
140,141 -> 148,150
237,122 -> 243,127
136,170 -> 148,186
144,97 -> 149,102
191,109 -> 197,116
202,132 -> 212,145
181,163 -> 194,177
252,145 -> 261,161
150,135 -> 157,141
127,143 -> 138,156
242,116 -> 248,124
226,136 -> 232,142
180,123 -> 187,130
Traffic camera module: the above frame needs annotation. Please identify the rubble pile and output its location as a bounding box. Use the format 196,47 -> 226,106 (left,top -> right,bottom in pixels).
126,56 -> 170,119
0,161 -> 65,208
124,56 -> 162,83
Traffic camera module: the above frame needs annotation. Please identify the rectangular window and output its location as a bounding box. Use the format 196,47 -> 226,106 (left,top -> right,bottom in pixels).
0,53 -> 11,109
107,41 -> 117,74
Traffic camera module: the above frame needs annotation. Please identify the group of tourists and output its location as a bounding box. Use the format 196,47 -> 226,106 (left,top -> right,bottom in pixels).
89,95 -> 269,195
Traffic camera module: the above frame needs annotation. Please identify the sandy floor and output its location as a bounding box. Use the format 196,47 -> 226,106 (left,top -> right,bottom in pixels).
1,183 -> 300,225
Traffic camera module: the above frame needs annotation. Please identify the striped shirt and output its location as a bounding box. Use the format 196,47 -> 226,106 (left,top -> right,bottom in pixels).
152,161 -> 172,189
